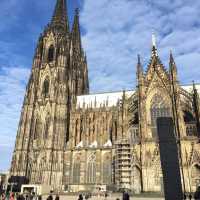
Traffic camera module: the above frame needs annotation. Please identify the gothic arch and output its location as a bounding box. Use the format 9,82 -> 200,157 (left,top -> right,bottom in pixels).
44,113 -> 51,139
42,77 -> 50,98
74,119 -> 78,146
190,163 -> 200,188
48,45 -> 55,62
34,115 -> 43,140
131,164 -> 142,194
146,89 -> 171,138
72,153 -> 81,184
86,152 -> 96,184
102,152 -> 112,184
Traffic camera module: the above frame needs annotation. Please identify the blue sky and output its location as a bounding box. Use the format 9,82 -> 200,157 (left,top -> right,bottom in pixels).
1,0 -> 200,171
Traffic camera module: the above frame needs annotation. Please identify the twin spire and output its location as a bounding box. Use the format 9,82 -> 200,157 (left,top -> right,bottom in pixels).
51,0 -> 69,30
51,0 -> 81,37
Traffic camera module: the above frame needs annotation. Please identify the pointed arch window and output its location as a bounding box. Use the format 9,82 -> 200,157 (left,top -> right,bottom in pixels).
75,120 -> 78,146
102,155 -> 112,184
44,115 -> 51,139
114,121 -> 118,140
48,45 -> 54,62
80,118 -> 83,142
150,95 -> 171,137
87,153 -> 96,184
34,118 -> 42,140
72,161 -> 80,184
43,78 -> 50,98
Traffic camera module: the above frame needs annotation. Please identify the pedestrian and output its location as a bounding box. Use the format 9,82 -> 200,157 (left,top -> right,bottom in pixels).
20,194 -> 25,200
47,193 -> 53,200
194,186 -> 200,200
78,194 -> 83,200
122,191 -> 129,200
85,193 -> 89,200
9,193 -> 14,200
55,195 -> 59,200
1,193 -> 6,200
104,192 -> 108,200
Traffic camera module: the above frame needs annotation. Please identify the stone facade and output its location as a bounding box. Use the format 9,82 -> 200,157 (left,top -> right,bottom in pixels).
10,0 -> 200,194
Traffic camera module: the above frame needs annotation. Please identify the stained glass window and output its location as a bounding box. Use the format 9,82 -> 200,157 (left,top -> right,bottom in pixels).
150,95 -> 171,137
102,159 -> 112,184
87,153 -> 96,183
72,162 -> 80,184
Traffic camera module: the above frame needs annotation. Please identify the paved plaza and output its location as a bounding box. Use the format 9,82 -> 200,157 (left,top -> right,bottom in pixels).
50,195 -> 164,200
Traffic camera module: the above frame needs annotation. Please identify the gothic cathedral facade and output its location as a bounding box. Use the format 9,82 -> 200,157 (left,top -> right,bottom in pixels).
10,0 -> 200,193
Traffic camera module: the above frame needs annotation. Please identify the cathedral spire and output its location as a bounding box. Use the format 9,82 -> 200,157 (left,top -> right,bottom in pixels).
137,55 -> 143,76
71,8 -> 82,51
137,54 -> 143,86
51,0 -> 69,31
169,50 -> 177,80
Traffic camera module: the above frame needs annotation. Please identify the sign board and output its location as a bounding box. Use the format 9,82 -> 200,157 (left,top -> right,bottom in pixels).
157,117 -> 183,200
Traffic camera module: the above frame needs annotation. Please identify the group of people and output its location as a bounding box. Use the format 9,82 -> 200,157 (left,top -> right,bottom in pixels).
0,192 -> 43,200
76,191 -> 130,200
1,187 -> 200,200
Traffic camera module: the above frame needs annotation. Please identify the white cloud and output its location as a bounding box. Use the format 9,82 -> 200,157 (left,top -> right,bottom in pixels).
81,0 -> 200,92
0,65 -> 30,171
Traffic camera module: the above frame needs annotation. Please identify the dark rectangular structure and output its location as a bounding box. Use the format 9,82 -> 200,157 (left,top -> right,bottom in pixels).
157,117 -> 183,200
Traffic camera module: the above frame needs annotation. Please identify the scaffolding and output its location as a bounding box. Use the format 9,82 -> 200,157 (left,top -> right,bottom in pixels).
115,139 -> 131,190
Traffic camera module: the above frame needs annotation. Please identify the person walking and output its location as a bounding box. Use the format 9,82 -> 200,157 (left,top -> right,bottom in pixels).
78,194 -> 83,200
122,191 -> 130,200
9,193 -> 14,200
1,193 -> 6,200
47,193 -> 53,200
55,195 -> 59,200
194,186 -> 200,200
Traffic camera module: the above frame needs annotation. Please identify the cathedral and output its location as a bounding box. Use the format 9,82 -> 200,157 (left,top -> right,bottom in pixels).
10,0 -> 200,194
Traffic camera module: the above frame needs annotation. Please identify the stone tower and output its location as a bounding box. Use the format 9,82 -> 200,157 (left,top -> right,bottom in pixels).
10,0 -> 89,189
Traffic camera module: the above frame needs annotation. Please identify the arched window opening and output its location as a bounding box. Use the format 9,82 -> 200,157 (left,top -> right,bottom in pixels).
75,120 -> 78,146
191,164 -> 200,187
109,125 -> 113,143
88,118 -> 91,144
184,110 -> 195,123
72,161 -> 80,184
48,45 -> 54,62
44,115 -> 50,139
133,112 -> 139,124
114,121 -> 118,140
43,78 -> 50,98
87,153 -> 96,184
34,118 -> 42,140
80,119 -> 83,142
102,156 -> 112,184
150,95 -> 171,138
